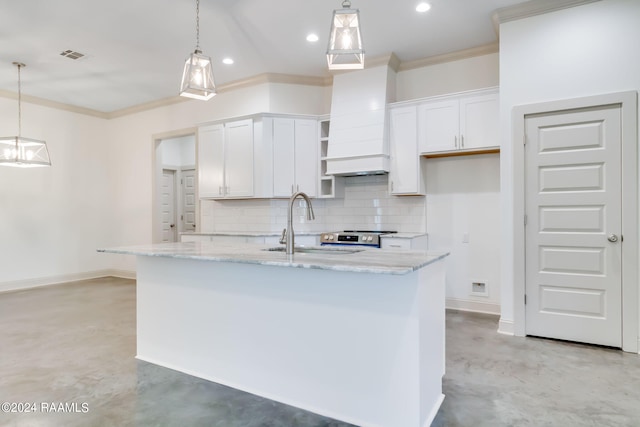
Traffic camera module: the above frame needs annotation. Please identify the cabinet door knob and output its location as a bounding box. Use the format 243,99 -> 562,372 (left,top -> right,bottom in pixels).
608,234 -> 619,243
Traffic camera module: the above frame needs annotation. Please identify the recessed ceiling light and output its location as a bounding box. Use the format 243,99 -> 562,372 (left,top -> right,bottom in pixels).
306,33 -> 319,43
416,2 -> 431,13
222,58 -> 234,65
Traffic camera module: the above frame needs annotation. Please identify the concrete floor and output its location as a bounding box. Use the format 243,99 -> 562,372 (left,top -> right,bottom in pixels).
0,277 -> 639,426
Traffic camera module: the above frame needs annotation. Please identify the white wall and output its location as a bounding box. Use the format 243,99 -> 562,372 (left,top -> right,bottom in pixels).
499,0 -> 640,333
0,98 -> 112,290
396,53 -> 499,101
160,135 -> 195,167
426,154 -> 501,313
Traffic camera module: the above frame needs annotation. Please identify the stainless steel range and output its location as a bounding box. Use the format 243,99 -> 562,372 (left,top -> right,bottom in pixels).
320,230 -> 397,248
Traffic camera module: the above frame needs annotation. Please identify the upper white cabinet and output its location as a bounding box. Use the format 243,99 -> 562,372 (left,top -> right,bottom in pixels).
198,118 -> 255,199
224,119 -> 254,197
198,123 -> 225,198
198,114 -> 323,200
272,117 -> 318,197
418,90 -> 499,155
389,105 -> 425,195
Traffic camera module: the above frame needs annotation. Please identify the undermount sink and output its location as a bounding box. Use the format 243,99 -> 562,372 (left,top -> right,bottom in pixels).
264,246 -> 363,255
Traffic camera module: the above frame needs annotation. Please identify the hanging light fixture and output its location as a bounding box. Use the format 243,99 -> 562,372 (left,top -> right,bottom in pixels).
0,62 -> 51,168
180,0 -> 216,100
326,0 -> 365,70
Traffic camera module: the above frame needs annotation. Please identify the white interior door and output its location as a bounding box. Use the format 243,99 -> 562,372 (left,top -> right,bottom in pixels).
182,168 -> 196,233
525,104 -> 622,347
161,169 -> 177,243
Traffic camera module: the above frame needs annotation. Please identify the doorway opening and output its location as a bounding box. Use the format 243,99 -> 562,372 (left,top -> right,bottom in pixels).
153,132 -> 198,243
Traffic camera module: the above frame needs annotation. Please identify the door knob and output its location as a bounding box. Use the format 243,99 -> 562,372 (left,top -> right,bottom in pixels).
170,224 -> 175,228
607,234 -> 618,243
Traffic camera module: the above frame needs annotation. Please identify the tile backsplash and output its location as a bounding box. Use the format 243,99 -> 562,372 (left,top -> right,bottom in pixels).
200,175 -> 426,234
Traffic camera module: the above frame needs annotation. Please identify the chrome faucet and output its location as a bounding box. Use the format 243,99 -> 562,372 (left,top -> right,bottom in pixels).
285,191 -> 315,255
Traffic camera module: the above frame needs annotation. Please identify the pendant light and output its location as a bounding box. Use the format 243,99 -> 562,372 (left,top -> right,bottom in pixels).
326,0 -> 365,70
0,62 -> 51,168
180,0 -> 216,100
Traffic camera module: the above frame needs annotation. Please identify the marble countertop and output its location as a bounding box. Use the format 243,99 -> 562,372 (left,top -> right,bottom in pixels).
98,242 -> 447,275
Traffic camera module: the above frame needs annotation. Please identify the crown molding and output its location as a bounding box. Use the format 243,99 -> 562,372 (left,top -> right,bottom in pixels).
492,0 -> 601,31
0,89 -> 110,119
106,95 -> 189,119
398,43 -> 499,72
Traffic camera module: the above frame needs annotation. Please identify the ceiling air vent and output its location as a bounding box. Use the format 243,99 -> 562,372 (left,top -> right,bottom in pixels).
60,50 -> 85,60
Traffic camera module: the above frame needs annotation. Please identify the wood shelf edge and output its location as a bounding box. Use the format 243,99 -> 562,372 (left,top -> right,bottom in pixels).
422,148 -> 500,159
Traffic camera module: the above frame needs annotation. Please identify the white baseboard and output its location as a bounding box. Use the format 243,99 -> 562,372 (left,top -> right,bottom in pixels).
497,318 -> 515,336
0,269 -> 136,293
445,297 -> 500,315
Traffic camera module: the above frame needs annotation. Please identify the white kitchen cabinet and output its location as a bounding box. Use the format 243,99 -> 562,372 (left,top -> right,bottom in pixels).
180,234 -> 212,242
459,93 -> 499,150
418,91 -> 499,155
198,118 -> 255,199
197,124 -> 225,198
389,105 -> 426,195
223,119 -> 254,198
418,100 -> 459,153
180,234 -> 319,246
263,234 -> 318,246
272,118 -> 318,197
381,234 -> 428,250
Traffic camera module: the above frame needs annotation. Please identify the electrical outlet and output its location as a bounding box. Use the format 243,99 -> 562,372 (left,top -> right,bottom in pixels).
471,281 -> 489,297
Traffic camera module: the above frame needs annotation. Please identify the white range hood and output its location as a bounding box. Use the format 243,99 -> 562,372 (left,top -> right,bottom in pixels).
326,62 -> 397,176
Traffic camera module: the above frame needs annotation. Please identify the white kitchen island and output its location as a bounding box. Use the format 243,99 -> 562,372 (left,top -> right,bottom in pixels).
99,242 -> 448,427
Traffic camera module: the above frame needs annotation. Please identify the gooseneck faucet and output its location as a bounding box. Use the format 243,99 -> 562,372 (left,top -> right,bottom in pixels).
286,191 -> 315,255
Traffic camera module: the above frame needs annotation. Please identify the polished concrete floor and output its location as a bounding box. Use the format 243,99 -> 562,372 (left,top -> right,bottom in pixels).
0,277 -> 639,426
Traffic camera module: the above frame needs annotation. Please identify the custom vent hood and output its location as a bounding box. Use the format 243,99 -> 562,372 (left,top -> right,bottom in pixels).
325,59 -> 397,176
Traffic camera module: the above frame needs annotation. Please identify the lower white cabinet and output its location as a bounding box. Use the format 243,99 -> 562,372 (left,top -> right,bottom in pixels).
181,234 -> 319,246
381,234 -> 428,250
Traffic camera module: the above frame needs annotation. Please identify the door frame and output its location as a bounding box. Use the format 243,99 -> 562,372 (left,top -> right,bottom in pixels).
152,128 -> 198,244
512,91 -> 638,352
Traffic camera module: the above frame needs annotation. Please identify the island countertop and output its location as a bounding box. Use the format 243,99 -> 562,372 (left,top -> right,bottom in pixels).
98,241 -> 448,275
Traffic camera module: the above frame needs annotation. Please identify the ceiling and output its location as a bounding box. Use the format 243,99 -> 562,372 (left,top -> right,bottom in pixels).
0,0 -> 528,114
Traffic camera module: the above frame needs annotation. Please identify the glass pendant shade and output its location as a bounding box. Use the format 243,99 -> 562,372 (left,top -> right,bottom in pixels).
0,62 -> 51,168
0,136 -> 51,167
180,50 -> 216,101
327,2 -> 364,70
